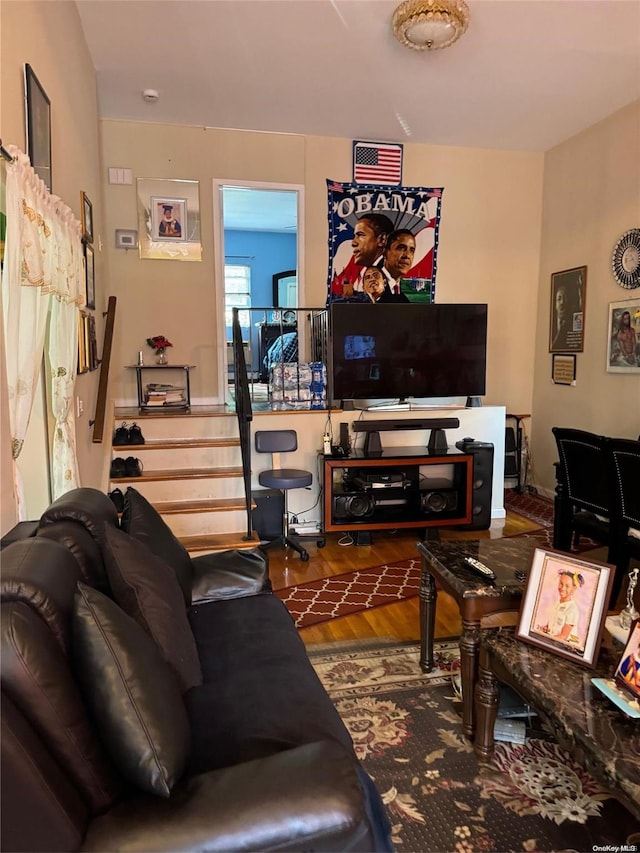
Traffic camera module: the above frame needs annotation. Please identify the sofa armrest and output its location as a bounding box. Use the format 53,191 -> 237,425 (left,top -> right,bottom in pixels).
83,740 -> 378,852
190,548 -> 271,603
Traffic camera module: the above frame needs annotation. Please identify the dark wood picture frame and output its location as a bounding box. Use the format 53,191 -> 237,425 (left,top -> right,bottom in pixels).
84,243 -> 95,310
516,548 -> 613,669
24,64 -> 51,191
551,353 -> 576,385
81,191 -> 94,244
549,266 -> 587,353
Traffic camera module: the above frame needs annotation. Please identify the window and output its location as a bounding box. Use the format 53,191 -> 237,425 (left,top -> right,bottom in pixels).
224,264 -> 251,330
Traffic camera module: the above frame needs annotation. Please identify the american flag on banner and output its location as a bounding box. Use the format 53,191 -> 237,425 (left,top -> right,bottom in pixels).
353,141 -> 403,185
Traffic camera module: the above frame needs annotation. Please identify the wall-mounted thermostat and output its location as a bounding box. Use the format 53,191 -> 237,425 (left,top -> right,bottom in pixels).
115,229 -> 138,250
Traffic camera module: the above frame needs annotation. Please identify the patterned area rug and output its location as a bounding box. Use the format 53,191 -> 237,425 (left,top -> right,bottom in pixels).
504,489 -> 555,527
275,560 -> 420,628
310,639 -> 639,852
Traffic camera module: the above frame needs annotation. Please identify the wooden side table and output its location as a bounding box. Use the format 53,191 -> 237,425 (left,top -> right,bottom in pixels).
417,537 -> 534,737
126,364 -> 195,411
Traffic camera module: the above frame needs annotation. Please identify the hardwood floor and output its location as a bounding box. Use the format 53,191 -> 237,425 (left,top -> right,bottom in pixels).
265,501 -> 541,647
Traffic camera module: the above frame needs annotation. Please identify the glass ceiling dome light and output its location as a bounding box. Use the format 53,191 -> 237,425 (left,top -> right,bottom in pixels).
392,0 -> 470,51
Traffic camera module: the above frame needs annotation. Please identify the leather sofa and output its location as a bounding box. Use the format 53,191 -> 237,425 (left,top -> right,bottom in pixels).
1,487 -> 392,852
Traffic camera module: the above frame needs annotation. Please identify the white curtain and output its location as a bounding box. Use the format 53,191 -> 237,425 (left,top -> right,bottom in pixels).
1,145 -> 84,517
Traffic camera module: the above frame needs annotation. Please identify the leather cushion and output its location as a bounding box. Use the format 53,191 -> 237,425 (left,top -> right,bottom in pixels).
1,601 -> 122,813
38,487 -> 119,545
72,584 -> 190,797
191,547 -> 272,602
120,488 -> 193,606
0,537 -> 83,654
102,526 -> 202,693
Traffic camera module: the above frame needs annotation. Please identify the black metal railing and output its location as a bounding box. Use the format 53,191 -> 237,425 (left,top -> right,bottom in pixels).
231,309 -> 254,539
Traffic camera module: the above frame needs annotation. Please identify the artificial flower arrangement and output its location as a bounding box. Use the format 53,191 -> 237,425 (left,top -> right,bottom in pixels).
146,335 -> 173,355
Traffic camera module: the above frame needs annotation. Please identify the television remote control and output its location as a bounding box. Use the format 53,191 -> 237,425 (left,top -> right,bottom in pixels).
464,557 -> 496,580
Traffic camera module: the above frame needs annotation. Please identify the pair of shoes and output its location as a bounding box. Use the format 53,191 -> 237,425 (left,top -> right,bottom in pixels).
112,422 -> 145,446
108,488 -> 125,513
110,457 -> 143,478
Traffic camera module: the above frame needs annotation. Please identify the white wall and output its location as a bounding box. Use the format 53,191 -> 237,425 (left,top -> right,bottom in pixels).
531,101 -> 640,496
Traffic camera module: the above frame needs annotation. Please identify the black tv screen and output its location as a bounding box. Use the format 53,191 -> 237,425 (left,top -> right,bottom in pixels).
330,303 -> 488,402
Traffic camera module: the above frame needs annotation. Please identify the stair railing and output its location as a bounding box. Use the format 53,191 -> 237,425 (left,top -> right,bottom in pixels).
91,296 -> 117,443
231,309 -> 254,539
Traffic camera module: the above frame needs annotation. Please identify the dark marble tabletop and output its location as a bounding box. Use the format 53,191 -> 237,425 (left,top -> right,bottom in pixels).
417,537 -> 541,600
481,626 -> 640,819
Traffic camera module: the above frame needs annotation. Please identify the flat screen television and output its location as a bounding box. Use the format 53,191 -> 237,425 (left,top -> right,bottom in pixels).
330,303 -> 488,405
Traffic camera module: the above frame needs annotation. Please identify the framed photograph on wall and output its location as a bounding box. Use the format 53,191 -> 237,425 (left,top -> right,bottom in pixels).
151,196 -> 187,242
606,298 -> 640,372
84,243 -> 95,310
81,192 -> 93,244
549,266 -> 586,353
137,178 -> 201,261
24,64 -> 51,191
516,548 -> 613,668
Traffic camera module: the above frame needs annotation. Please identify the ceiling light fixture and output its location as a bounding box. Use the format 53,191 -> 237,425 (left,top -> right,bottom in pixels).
392,0 -> 469,51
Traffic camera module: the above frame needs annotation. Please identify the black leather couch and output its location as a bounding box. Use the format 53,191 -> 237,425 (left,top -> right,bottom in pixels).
1,487 -> 392,852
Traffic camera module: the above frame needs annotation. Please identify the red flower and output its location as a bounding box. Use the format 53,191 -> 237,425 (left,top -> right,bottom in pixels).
146,335 -> 173,353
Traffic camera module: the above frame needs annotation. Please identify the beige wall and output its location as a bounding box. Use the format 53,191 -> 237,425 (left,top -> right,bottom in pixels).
531,101 -> 640,496
102,122 -> 544,417
1,0 -> 105,522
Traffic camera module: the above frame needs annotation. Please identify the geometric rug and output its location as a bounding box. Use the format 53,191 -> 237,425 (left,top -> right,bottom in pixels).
310,638 -> 640,852
275,559 -> 420,629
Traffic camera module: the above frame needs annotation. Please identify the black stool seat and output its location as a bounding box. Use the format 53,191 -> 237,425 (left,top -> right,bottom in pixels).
259,470 -> 312,490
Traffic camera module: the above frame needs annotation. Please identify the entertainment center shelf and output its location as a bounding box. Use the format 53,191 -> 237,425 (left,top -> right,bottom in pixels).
322,446 -> 473,535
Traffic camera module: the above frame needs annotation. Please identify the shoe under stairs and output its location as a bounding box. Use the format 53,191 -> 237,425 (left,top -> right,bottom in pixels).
110,406 -> 259,555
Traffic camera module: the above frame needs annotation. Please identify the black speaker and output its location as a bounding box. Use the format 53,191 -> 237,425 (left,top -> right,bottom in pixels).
251,488 -> 284,540
420,488 -> 458,514
455,440 -> 494,530
333,492 -> 375,520
339,422 -> 350,454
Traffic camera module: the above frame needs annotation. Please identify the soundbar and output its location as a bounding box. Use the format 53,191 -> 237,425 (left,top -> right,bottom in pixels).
352,418 -> 460,454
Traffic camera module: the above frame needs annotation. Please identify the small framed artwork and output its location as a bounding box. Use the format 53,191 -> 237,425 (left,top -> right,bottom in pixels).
606,298 -> 640,372
24,64 -> 52,191
151,197 -> 187,242
516,548 -> 613,668
549,266 -> 587,353
77,311 -> 88,374
84,243 -> 95,310
551,353 -> 576,385
81,192 -> 93,244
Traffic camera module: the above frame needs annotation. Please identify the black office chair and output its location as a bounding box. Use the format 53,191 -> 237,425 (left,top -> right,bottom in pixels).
606,436 -> 640,606
254,429 -> 313,561
552,427 -> 614,558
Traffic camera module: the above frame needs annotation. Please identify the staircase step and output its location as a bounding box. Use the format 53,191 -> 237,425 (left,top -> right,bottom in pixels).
181,531 -> 261,554
111,466 -> 244,483
113,438 -> 240,451
154,497 -> 250,514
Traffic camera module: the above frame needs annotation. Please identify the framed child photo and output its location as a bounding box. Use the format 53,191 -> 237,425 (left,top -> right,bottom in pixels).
614,619 -> 640,702
516,549 -> 613,668
151,196 -> 187,242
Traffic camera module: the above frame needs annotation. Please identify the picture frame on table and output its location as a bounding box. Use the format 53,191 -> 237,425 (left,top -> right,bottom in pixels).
81,192 -> 94,244
606,298 -> 640,373
84,243 -> 95,310
549,266 -> 586,353
516,548 -> 613,668
614,619 -> 640,702
24,64 -> 52,191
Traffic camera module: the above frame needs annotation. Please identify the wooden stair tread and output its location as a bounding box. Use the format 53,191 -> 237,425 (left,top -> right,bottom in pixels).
113,438 -> 240,451
182,531 -> 260,552
154,497 -> 250,514
111,466 -> 244,483
114,405 -> 232,419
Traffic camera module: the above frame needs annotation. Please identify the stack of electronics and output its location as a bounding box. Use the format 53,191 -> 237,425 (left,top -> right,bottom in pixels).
333,469 -> 416,520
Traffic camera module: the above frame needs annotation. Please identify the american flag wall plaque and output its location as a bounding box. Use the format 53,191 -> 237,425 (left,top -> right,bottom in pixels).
353,141 -> 403,186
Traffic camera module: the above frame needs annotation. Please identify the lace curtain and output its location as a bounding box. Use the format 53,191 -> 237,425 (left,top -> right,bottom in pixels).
1,145 -> 84,517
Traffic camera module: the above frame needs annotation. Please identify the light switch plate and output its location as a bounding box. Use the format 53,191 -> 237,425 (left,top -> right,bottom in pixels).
115,229 -> 138,249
